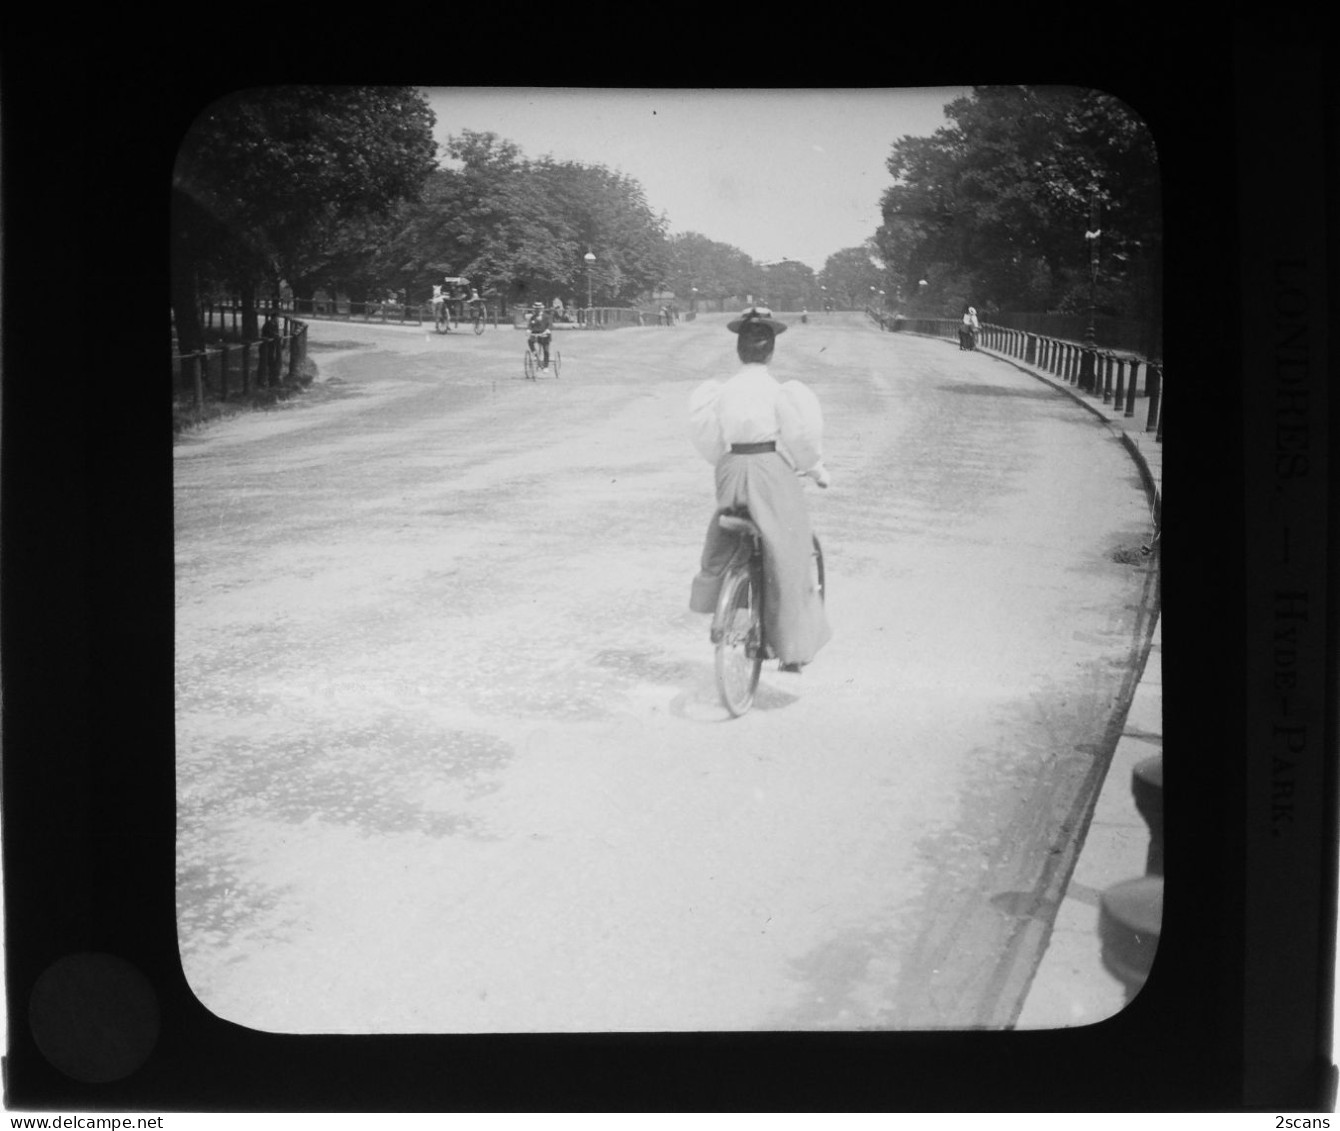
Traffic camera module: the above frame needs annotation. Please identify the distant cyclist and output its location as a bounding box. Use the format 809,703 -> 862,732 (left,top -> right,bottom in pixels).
527,302 -> 552,370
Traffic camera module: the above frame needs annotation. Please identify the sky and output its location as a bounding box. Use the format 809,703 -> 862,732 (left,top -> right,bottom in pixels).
419,88 -> 972,274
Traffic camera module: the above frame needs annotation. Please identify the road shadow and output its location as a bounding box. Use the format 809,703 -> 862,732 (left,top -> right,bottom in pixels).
935,381 -> 1058,400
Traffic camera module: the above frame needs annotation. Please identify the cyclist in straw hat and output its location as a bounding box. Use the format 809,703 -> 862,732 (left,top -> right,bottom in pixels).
687,305 -> 832,673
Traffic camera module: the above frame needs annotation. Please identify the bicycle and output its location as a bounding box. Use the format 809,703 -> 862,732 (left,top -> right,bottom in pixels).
523,339 -> 561,380
711,510 -> 825,717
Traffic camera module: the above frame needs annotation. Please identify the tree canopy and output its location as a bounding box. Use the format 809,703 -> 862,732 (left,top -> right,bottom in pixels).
818,245 -> 886,310
874,85 -> 1160,324
172,85 -> 438,351
171,86 -> 1161,358
663,232 -> 759,307
356,130 -> 670,308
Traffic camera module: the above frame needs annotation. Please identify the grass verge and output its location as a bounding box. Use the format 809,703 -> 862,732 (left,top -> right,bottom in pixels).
172,358 -> 321,437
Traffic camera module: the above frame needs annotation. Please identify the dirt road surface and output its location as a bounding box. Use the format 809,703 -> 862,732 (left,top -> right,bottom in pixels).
174,311 -> 1158,1033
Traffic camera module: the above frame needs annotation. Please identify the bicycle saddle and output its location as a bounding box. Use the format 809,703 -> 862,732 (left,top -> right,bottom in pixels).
718,513 -> 761,538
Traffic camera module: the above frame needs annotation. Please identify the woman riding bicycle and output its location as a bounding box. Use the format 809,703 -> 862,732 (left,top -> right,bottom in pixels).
687,306 -> 832,673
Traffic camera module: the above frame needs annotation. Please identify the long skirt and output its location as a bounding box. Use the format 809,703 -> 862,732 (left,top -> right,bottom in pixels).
689,450 -> 832,666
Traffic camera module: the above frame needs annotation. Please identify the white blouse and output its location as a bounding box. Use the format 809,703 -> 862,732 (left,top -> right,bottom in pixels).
688,363 -> 825,473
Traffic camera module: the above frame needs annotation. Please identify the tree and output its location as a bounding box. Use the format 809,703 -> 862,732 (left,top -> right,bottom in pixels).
357,132 -> 670,310
759,259 -> 817,311
819,246 -> 884,310
172,85 -> 437,352
873,85 -> 1160,326
664,232 -> 758,308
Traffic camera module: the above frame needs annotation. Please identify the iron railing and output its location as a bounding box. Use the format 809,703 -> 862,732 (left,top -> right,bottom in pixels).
871,308 -> 1163,444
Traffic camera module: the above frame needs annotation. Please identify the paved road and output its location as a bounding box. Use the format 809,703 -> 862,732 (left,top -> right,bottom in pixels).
174,312 -> 1158,1033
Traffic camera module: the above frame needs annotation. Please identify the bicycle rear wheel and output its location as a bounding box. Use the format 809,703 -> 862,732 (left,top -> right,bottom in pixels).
714,566 -> 763,717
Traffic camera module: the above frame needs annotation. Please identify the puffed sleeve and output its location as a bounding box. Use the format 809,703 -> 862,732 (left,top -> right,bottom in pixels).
776,380 -> 824,472
688,378 -> 727,465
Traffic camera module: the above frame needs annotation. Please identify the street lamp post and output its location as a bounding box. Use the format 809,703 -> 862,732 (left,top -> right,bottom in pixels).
1080,186 -> 1100,392
584,250 -> 595,327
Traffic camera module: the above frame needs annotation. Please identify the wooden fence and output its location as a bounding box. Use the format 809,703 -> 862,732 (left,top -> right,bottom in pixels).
173,317 -> 309,420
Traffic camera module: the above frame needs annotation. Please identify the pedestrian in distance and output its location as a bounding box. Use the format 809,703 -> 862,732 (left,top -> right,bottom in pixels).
960,305 -> 980,350
688,305 -> 832,673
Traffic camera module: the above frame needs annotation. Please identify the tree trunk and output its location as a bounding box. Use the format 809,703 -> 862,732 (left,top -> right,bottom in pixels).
290,277 -> 318,315
170,252 -> 205,361
170,190 -> 207,361
239,278 -> 259,342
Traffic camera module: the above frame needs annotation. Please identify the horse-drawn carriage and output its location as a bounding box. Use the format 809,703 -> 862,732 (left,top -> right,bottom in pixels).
431,276 -> 475,332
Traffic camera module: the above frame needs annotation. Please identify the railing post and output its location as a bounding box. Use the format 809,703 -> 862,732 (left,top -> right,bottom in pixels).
1101,354 -> 1112,403
1124,359 -> 1139,417
1026,333 -> 1037,365
1145,363 -> 1162,433
242,340 -> 252,396
1114,357 -> 1126,410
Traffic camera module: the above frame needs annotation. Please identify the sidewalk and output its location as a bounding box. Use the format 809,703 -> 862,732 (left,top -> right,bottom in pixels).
964,338 -> 1163,1027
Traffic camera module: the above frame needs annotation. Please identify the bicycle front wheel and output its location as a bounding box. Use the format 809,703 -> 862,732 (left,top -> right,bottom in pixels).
551,349 -> 561,377
435,308 -> 449,333
473,311 -> 485,335
714,567 -> 763,717
524,350 -> 537,381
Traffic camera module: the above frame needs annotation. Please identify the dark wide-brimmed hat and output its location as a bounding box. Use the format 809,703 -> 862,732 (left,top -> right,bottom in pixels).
727,305 -> 788,335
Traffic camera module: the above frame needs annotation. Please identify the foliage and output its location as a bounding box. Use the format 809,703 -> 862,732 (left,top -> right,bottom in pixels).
759,259 -> 817,311
873,85 -> 1161,324
818,246 -> 886,309
171,85 -> 438,353
663,232 -> 760,306
352,130 -> 669,309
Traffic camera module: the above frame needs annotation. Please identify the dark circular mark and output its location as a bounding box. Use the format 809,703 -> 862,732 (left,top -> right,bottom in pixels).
28,953 -> 160,1083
